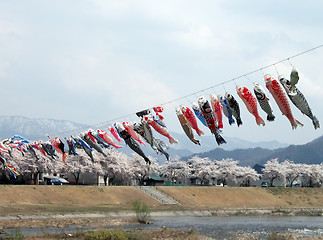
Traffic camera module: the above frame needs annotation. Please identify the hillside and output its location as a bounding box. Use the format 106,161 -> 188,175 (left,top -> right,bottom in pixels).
0,186 -> 161,215
256,136 -> 323,165
0,116 -> 288,163
0,116 -> 321,166
158,186 -> 323,210
181,147 -> 273,166
0,186 -> 322,215
182,135 -> 323,166
0,116 -> 89,141
169,132 -> 288,152
2,116 -> 320,166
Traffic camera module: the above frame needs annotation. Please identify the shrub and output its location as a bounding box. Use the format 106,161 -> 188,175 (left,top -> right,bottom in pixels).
267,231 -> 294,240
131,200 -> 150,223
84,229 -> 151,240
84,229 -> 127,240
126,230 -> 151,240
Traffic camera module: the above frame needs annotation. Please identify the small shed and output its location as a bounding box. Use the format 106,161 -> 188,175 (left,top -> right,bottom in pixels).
143,173 -> 164,186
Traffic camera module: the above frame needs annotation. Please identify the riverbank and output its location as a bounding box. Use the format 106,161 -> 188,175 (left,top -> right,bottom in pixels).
0,185 -> 322,215
1,207 -> 322,228
1,215 -> 323,240
0,185 -> 323,239
0,185 -> 322,232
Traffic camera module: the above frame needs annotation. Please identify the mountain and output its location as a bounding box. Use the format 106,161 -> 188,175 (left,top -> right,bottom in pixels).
0,116 -> 287,150
182,135 -> 323,166
0,116 -> 89,141
169,131 -> 288,152
0,116 -> 292,165
256,136 -> 323,165
181,147 -> 273,166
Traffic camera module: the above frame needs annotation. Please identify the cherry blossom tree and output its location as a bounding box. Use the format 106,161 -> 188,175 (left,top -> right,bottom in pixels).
159,156 -> 190,185
281,160 -> 302,187
7,135 -> 323,189
12,149 -> 40,184
5,145 -> 63,184
302,163 -> 323,187
130,154 -> 159,186
234,166 -> 260,187
61,151 -> 96,184
187,156 -> 218,185
214,158 -> 240,186
96,148 -> 132,185
0,151 -> 21,182
262,158 -> 286,187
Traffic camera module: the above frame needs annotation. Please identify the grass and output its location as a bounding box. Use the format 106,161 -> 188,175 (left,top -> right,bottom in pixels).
0,218 -> 133,230
0,186 -> 322,216
158,186 -> 323,210
271,208 -> 291,215
84,228 -> 152,240
294,209 -> 323,216
131,200 -> 150,223
0,229 -> 24,240
10,228 -> 323,240
19,228 -> 207,240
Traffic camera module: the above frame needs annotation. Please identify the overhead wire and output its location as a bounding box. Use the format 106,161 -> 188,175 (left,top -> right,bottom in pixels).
40,44 -> 323,139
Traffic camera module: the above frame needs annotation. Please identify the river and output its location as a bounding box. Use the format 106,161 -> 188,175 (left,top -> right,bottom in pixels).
2,216 -> 323,239
138,216 -> 323,239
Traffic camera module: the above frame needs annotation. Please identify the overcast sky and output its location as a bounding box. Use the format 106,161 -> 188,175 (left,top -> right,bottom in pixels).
1,1 -> 322,145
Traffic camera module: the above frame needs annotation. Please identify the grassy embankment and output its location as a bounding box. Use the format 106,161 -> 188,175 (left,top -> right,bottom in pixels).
0,185 -> 322,215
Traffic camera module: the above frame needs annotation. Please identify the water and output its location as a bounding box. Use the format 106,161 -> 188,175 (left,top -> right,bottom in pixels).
137,216 -> 323,239
1,216 -> 323,239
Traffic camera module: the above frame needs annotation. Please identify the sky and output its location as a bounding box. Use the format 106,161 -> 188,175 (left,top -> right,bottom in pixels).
1,0 -> 323,146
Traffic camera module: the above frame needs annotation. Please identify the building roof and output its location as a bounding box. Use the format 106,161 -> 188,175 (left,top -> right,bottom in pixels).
149,173 -> 164,182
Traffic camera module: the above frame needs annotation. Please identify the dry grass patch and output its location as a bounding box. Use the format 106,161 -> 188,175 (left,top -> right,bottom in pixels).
0,185 -> 162,215
157,187 -> 323,210
265,188 -> 323,208
0,217 -> 132,229
0,186 -> 322,215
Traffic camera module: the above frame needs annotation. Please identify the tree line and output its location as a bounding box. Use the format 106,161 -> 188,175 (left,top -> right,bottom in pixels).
1,147 -> 322,187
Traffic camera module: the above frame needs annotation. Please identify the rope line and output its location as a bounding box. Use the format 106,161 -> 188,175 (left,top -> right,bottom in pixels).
41,44 -> 323,138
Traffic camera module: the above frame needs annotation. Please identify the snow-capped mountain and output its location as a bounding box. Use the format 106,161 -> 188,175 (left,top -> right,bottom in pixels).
0,116 -> 288,164
0,116 -> 89,141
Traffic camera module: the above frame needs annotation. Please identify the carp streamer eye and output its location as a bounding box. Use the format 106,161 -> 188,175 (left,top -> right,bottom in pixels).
272,80 -> 279,90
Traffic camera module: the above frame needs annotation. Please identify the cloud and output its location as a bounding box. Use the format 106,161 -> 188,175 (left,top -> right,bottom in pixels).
0,0 -> 322,144
57,51 -> 178,111
0,60 -> 10,78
